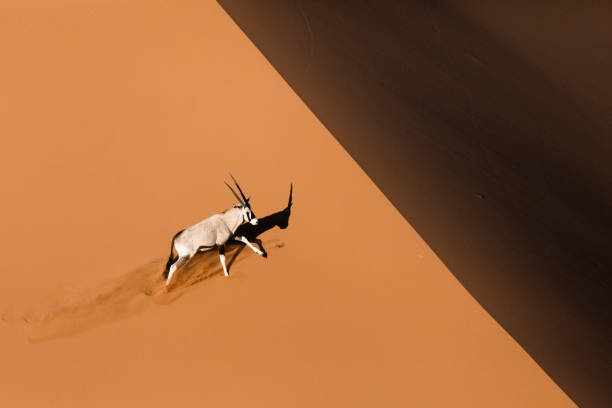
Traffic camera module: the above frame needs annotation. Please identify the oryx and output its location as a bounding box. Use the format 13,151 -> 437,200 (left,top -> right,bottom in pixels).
163,174 -> 266,286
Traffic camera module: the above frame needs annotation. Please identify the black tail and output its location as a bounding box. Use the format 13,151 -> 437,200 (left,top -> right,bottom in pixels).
163,229 -> 185,279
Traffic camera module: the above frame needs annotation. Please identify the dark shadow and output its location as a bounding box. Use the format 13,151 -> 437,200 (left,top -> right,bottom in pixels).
235,183 -> 293,247
216,2 -> 611,406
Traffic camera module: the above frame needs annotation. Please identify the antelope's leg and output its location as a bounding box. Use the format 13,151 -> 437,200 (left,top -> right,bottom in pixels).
235,236 -> 267,257
166,255 -> 189,286
219,245 -> 229,276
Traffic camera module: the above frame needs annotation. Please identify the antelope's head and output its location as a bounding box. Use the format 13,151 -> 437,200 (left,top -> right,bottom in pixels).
225,174 -> 258,226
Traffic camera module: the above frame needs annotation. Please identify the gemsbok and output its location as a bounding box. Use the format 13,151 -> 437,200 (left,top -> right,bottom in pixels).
163,175 -> 268,286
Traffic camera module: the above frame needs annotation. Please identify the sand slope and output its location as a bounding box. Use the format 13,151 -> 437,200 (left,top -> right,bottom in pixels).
216,1 -> 612,406
1,1 -> 574,407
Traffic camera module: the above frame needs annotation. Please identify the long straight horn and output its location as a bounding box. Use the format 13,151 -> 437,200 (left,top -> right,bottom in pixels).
224,181 -> 244,205
229,173 -> 249,205
288,183 -> 293,208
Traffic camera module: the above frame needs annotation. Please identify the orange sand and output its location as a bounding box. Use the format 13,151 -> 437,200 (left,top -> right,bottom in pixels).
0,1 -> 575,407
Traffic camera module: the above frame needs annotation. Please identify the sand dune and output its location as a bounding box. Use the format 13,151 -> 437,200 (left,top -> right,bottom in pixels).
216,1 -> 612,406
0,1 -> 577,407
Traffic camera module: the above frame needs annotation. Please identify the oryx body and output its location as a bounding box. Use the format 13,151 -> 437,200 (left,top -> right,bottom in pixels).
163,175 -> 266,286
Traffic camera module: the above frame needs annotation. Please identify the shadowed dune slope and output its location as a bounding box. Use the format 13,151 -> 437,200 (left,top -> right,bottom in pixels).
0,1 -> 580,407
216,1 -> 612,407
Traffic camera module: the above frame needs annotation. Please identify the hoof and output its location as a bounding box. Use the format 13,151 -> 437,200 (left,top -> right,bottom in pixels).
261,252 -> 268,258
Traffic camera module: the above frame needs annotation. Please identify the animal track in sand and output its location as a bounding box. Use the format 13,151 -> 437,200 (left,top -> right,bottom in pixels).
2,239 -> 285,342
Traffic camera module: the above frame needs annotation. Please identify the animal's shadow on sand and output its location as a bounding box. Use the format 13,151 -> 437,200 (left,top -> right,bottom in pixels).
10,191 -> 292,343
